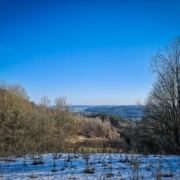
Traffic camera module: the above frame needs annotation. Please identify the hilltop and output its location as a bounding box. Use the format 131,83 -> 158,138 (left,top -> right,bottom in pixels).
69,105 -> 143,120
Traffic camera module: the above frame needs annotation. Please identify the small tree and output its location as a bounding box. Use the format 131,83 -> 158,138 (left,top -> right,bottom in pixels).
37,96 -> 51,152
143,37 -> 180,153
52,96 -> 76,152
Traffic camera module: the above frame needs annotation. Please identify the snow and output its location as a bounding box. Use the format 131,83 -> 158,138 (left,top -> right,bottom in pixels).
0,153 -> 180,179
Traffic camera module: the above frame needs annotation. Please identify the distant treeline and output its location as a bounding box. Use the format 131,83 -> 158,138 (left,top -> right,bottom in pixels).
83,105 -> 143,119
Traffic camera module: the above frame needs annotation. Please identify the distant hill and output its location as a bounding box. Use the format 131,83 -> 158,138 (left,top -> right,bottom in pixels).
69,105 -> 143,119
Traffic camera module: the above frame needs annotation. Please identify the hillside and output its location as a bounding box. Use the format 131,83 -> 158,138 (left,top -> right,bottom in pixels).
69,105 -> 143,119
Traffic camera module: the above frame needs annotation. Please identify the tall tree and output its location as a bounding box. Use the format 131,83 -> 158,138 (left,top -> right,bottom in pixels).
52,96 -> 76,152
37,96 -> 51,152
143,37 -> 180,153
0,84 -> 33,156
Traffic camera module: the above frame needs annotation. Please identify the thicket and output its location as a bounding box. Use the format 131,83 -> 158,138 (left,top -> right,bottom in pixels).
0,81 -> 143,155
0,81 -> 126,156
0,81 -> 76,156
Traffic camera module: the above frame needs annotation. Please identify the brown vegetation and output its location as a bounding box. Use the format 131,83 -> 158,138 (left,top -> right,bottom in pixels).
0,81 -> 77,156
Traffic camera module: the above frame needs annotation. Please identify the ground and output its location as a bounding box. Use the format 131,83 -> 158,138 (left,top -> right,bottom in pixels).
0,153 -> 180,180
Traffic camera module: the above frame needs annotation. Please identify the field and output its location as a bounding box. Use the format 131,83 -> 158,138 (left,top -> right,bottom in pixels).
1,153 -> 180,180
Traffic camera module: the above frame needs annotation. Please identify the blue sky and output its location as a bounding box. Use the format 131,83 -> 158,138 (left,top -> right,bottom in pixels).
0,0 -> 180,105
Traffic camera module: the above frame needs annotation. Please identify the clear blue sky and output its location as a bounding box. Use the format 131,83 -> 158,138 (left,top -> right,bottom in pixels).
0,0 -> 180,105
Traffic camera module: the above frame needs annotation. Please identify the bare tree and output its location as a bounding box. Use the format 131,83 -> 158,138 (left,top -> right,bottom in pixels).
52,96 -> 76,152
143,37 -> 180,153
37,96 -> 51,152
0,83 -> 33,156
0,81 -> 29,100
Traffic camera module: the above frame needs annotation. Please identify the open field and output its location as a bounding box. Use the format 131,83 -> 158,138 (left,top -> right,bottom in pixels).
1,153 -> 180,180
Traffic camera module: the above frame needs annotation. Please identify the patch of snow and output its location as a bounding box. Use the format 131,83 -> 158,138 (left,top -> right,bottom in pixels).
0,153 -> 180,179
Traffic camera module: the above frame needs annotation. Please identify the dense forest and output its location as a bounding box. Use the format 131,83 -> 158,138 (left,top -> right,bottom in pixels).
0,81 -> 126,156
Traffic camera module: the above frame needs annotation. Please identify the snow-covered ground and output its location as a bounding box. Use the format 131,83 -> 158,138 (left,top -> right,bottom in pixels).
0,153 -> 180,179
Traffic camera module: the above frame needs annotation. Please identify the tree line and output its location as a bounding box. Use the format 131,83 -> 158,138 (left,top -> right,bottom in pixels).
0,82 -> 77,156
0,81 -> 121,156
